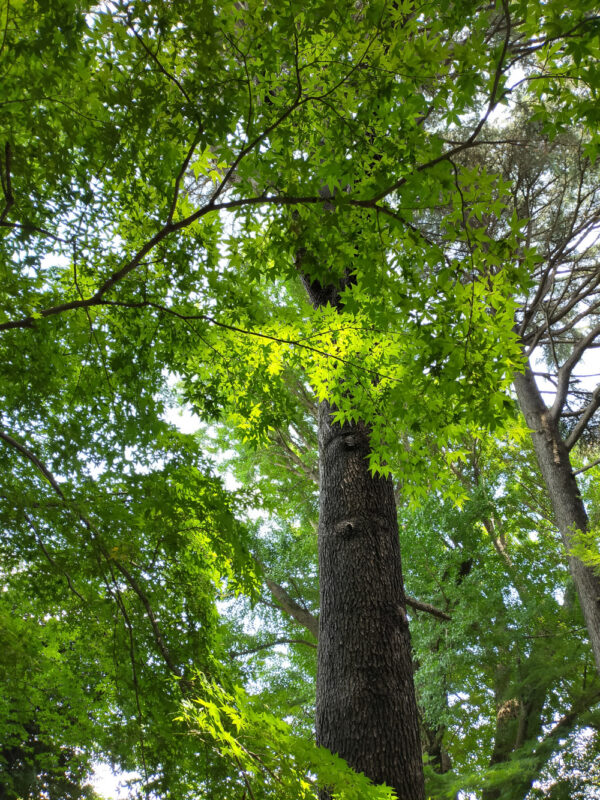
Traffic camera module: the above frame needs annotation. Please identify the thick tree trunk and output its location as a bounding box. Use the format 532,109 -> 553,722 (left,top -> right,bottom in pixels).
514,366 -> 600,674
298,249 -> 424,798
315,405 -> 425,800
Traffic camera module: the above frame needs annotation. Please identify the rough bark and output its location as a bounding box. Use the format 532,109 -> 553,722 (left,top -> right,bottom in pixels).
514,366 -> 600,675
316,405 -> 425,800
299,263 -> 424,799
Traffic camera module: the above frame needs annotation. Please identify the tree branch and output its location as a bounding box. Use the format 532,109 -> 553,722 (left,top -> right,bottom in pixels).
230,638 -> 317,658
551,323 -> 600,421
0,141 -> 13,223
566,383 -> 600,451
272,427 -> 319,485
370,0 -> 512,204
405,596 -> 451,621
0,429 -> 66,498
167,127 -> 204,223
573,456 -> 600,476
0,427 -> 182,678
24,511 -> 88,605
262,573 -> 319,639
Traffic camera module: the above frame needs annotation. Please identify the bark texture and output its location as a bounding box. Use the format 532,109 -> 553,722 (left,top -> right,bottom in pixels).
316,406 -> 424,800
514,366 -> 600,674
299,241 -> 424,799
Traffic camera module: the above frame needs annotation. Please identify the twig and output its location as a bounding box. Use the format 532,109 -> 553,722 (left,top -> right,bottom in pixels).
167,127 -> 204,223
230,638 -> 317,657
573,456 -> 600,476
565,384 -> 600,451
24,511 -> 88,605
0,141 -> 13,223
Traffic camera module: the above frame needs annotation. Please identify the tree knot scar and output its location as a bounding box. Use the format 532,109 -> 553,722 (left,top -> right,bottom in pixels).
335,519 -> 358,539
496,698 -> 521,722
343,434 -> 359,449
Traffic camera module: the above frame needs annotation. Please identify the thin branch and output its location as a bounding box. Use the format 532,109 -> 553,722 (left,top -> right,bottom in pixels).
113,557 -> 182,677
167,127 -> 203,223
551,323 -> 600,420
0,430 -> 66,498
566,383 -> 600,451
230,638 -> 317,658
0,141 -> 13,223
234,756 -> 257,800
533,688 -> 600,762
126,15 -> 193,105
111,577 -> 150,789
0,187 -> 429,335
405,595 -> 451,621
0,219 -> 68,242
209,23 -> 379,207
0,0 -> 10,62
573,456 -> 600,476
272,428 -> 319,484
370,0 -> 511,204
262,572 -> 319,639
25,512 -> 87,605
52,297 -> 402,384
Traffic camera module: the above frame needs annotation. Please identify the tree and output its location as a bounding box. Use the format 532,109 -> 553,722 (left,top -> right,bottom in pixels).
450,109 -> 600,673
1,0 -> 599,797
189,374 -> 600,800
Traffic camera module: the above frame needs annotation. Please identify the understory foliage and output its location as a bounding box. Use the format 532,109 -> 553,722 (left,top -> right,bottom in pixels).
1,0 -> 600,798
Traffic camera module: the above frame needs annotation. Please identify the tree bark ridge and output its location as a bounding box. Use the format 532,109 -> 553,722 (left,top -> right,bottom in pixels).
300,265 -> 424,799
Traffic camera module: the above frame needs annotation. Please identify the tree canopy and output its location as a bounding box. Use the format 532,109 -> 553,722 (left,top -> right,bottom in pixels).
1,1 -> 600,798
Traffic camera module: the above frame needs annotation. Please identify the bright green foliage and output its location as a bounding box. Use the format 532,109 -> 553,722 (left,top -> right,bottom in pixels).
400,433 -> 599,798
179,674 -> 395,800
1,0 -> 600,797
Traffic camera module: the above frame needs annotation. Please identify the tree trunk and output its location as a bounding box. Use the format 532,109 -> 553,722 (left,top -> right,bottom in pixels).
298,244 -> 424,798
513,366 -> 600,674
315,404 -> 425,799
481,657 -> 547,800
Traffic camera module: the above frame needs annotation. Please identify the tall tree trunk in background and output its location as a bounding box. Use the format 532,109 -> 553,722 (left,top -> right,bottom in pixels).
514,366 -> 600,675
303,273 -> 425,800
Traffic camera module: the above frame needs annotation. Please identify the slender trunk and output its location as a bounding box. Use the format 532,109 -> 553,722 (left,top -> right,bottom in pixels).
482,660 -> 546,800
513,366 -> 600,674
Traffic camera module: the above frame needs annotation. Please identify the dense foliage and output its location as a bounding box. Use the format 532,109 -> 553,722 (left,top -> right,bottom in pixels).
1,1 -> 600,798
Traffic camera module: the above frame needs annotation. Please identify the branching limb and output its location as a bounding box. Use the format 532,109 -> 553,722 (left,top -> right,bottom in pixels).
262,572 -> 319,639
405,596 -> 451,621
533,687 -> 600,765
167,126 -> 204,223
370,0 -> 512,204
551,323 -> 600,420
565,383 -> 600,451
272,427 -> 319,485
24,511 -> 88,605
125,13 -> 193,105
0,429 -> 67,498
